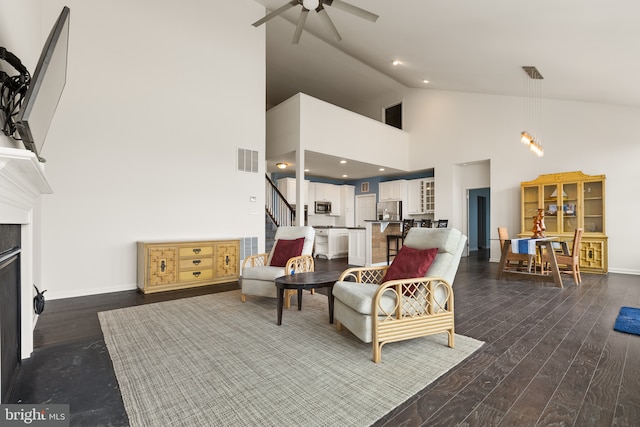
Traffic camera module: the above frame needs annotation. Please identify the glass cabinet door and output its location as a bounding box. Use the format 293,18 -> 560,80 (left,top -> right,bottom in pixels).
522,185 -> 539,232
583,180 -> 604,233
543,184 -> 559,234
562,182 -> 578,233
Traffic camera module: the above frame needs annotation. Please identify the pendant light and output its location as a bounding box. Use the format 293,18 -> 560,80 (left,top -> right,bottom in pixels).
521,66 -> 544,157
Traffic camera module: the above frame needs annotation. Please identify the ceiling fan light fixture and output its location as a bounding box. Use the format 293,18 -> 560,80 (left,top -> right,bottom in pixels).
303,0 -> 320,10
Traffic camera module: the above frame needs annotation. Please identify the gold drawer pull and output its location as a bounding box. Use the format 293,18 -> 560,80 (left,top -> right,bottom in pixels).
193,248 -> 201,254
192,271 -> 201,277
193,260 -> 201,265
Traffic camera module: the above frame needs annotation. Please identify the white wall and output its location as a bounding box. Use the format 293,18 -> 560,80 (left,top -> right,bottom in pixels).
268,93 -> 411,171
2,0 -> 267,298
404,89 -> 640,274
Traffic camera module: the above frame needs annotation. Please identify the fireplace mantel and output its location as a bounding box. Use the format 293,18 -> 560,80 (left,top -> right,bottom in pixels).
0,147 -> 52,222
0,146 -> 53,361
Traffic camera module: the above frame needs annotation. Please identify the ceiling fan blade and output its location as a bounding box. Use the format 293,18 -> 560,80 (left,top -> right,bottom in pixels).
325,0 -> 379,23
292,9 -> 309,44
252,1 -> 298,27
317,7 -> 342,42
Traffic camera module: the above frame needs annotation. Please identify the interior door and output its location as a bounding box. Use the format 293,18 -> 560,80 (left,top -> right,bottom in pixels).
355,194 -> 376,227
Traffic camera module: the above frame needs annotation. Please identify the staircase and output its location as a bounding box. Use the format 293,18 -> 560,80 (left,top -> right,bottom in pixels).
265,174 -> 297,251
265,212 -> 277,253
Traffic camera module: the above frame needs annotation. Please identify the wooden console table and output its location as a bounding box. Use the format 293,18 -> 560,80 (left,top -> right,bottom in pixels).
137,239 -> 240,293
497,238 -> 565,288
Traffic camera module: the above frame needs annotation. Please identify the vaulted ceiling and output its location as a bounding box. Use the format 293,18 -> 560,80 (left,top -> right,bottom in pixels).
253,0 -> 640,178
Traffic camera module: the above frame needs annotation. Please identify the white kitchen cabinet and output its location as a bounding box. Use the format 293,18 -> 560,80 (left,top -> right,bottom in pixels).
315,183 -> 339,202
307,182 -> 316,215
379,179 -> 407,201
314,228 -> 348,259
314,182 -> 341,214
277,178 -> 309,206
348,229 -> 366,266
407,178 -> 435,215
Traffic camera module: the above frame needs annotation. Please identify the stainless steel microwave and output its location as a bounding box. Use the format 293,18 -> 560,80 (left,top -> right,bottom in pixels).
315,201 -> 332,214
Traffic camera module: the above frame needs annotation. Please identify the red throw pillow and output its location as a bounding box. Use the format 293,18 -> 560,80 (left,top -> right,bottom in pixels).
383,246 -> 438,295
269,237 -> 305,267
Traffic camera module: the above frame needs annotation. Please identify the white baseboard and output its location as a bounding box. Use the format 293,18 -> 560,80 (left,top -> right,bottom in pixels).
46,283 -> 137,300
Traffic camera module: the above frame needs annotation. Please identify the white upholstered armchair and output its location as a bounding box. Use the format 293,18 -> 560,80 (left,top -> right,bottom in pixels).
332,227 -> 467,363
241,226 -> 315,308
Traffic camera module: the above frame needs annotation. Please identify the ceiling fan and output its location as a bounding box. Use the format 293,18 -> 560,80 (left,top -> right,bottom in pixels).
252,0 -> 379,44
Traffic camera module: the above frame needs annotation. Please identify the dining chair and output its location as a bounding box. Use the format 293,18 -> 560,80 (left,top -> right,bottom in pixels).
541,228 -> 583,285
420,219 -> 432,228
437,219 -> 449,228
497,226 -> 535,273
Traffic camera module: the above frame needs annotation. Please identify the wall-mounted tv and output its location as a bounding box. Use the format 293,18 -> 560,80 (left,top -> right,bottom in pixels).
15,6 -> 70,163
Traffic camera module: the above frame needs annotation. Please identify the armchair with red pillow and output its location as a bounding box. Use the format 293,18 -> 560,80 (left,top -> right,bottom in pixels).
241,226 -> 315,308
332,227 -> 467,363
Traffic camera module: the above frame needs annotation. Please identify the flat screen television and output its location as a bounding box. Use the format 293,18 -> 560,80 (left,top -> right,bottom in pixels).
15,6 -> 70,163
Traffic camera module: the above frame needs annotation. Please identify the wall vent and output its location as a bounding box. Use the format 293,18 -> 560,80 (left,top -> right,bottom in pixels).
240,236 -> 258,260
237,148 -> 259,173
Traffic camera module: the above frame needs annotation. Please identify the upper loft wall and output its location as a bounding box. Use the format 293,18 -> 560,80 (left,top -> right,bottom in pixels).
267,93 -> 411,172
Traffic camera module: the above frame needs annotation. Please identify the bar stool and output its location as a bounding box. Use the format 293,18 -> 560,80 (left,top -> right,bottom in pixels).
387,219 -> 415,264
420,219 -> 432,228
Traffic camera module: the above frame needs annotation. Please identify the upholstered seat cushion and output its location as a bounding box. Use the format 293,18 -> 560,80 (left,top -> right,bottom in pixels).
242,265 -> 286,281
332,282 -> 396,315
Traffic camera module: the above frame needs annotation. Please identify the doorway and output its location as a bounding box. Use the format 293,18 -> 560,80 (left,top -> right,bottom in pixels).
468,188 -> 490,258
477,196 -> 487,249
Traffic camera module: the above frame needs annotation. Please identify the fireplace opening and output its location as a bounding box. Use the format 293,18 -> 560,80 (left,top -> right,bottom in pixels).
0,224 -> 21,403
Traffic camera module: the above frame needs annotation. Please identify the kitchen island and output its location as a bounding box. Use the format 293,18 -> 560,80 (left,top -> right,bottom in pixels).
314,226 -> 349,259
348,221 -> 402,266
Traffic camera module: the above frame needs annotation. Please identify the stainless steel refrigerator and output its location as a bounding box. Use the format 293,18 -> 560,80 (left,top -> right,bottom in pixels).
376,201 -> 402,221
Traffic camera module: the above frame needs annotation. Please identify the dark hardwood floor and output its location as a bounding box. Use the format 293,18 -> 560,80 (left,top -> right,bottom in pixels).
9,252 -> 640,426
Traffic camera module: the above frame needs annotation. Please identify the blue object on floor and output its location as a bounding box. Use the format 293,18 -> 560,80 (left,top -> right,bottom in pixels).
613,306 -> 640,336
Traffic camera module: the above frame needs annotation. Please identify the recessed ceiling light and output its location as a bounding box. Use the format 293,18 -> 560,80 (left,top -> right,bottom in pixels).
422,79 -> 429,84
379,168 -> 385,171
304,168 -> 310,172
392,60 -> 401,66
342,174 -> 348,178
340,160 -> 347,164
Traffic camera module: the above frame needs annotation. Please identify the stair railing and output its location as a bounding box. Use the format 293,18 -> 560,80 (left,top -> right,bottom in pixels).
265,174 -> 295,227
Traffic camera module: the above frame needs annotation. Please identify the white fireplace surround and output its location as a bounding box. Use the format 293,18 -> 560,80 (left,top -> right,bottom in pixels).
0,147 -> 53,359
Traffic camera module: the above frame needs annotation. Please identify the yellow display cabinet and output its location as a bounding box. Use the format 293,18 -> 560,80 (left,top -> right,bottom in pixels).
520,171 -> 607,273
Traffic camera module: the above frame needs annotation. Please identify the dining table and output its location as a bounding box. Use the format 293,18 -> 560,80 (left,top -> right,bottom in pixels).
497,236 -> 569,288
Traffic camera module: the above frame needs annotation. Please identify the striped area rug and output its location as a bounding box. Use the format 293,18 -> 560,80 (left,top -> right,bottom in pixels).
99,290 -> 483,426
